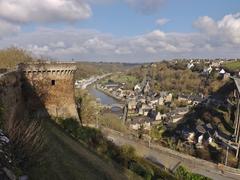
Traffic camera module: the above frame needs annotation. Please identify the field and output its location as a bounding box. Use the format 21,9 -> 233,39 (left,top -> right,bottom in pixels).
101,73 -> 140,89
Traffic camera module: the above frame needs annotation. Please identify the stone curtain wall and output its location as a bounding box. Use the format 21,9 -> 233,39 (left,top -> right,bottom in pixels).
0,71 -> 23,129
18,62 -> 79,120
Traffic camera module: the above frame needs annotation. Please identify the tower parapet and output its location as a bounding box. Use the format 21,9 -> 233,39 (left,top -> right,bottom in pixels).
18,62 -> 79,120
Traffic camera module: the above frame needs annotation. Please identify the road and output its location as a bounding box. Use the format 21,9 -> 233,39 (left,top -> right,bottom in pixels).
103,129 -> 240,180
75,73 -> 111,89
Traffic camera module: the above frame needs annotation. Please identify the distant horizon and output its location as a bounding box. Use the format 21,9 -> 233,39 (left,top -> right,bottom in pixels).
0,0 -> 240,62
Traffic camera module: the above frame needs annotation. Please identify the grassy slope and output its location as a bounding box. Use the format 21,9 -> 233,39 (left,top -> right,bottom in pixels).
101,73 -> 139,89
29,120 -> 141,180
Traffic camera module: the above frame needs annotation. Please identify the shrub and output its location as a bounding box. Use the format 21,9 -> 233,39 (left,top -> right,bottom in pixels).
58,117 -> 174,179
57,118 -> 79,136
175,166 -> 211,180
6,112 -> 46,171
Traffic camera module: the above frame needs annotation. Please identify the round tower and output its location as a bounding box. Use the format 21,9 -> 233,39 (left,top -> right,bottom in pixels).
18,62 -> 79,120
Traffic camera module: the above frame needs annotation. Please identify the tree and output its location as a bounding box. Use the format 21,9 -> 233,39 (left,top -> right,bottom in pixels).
138,124 -> 144,139
75,89 -> 99,125
150,124 -> 165,141
0,47 -> 32,69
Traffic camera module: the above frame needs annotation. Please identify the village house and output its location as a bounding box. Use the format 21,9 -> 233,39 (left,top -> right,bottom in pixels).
167,106 -> 189,124
138,104 -> 152,116
129,117 -> 152,131
189,95 -> 204,106
154,111 -> 167,121
134,84 -> 142,92
187,62 -> 194,69
143,81 -> 151,95
210,61 -> 222,68
158,96 -> 164,105
128,99 -> 137,113
203,66 -> 213,75
165,93 -> 173,103
177,94 -> 191,104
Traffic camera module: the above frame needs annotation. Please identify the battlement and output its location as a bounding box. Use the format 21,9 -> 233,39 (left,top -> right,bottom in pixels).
17,62 -> 77,75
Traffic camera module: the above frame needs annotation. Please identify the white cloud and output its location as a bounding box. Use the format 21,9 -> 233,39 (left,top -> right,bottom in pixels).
0,19 -> 20,38
27,44 -> 49,55
125,0 -> 165,14
218,13 -> 240,44
145,47 -> 157,54
84,37 -> 115,51
193,16 -> 217,35
156,18 -> 170,26
147,30 -> 166,38
1,13 -> 240,62
194,13 -> 240,44
0,0 -> 92,23
115,47 -> 132,55
49,41 -> 65,48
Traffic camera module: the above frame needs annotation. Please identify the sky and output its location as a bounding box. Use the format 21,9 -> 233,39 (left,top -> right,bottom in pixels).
0,0 -> 240,62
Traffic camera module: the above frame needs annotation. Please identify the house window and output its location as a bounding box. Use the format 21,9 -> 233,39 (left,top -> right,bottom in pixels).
51,80 -> 56,86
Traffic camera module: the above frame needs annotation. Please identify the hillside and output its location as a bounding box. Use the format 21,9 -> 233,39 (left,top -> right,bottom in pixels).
28,120 -> 140,180
223,60 -> 240,72
75,62 -> 139,79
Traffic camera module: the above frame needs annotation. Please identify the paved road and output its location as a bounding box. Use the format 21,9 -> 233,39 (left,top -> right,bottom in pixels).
75,73 -> 111,89
104,130 -> 240,180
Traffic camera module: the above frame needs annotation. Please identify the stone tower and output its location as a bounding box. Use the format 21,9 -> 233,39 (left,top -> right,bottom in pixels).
18,62 -> 79,120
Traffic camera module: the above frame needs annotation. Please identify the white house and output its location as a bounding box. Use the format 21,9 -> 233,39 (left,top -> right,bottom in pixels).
155,112 -> 167,121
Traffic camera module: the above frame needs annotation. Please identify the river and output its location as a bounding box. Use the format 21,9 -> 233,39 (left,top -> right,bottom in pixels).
88,87 -> 119,105
88,87 -> 123,115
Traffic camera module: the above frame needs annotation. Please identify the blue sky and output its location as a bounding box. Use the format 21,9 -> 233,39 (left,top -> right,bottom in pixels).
0,0 -> 240,62
81,0 -> 239,35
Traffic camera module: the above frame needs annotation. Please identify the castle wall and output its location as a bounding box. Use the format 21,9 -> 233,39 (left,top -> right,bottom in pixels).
0,71 -> 23,127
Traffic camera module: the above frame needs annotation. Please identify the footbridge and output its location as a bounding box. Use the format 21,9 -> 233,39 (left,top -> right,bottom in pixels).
102,103 -> 125,109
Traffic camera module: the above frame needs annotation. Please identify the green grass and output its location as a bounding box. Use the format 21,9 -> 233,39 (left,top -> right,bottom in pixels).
223,61 -> 240,71
28,120 -> 140,180
101,73 -> 139,89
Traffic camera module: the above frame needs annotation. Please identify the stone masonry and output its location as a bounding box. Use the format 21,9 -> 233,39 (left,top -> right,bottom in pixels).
18,62 -> 79,120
